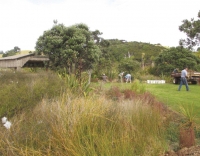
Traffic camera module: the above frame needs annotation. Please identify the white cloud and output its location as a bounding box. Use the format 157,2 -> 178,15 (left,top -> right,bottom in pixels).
0,0 -> 199,51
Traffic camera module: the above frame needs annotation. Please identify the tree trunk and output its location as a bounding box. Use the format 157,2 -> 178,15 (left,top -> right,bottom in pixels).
87,69 -> 92,85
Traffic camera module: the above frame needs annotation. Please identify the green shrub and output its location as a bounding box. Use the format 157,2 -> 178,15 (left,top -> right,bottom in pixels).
130,79 -> 146,94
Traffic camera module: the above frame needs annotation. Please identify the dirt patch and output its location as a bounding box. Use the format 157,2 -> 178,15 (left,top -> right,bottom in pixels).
164,145 -> 200,156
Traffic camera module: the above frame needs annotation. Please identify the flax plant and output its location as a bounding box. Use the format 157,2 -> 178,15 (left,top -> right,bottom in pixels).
179,104 -> 197,129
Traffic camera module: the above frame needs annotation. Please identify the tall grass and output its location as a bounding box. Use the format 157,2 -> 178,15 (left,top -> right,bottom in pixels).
57,72 -> 92,97
0,71 -> 65,118
0,71 -> 179,155
0,70 -> 95,118
0,92 -> 168,156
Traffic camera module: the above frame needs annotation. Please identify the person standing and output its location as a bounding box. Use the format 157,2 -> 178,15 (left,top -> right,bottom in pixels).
102,74 -> 108,82
118,72 -> 124,83
178,67 -> 189,91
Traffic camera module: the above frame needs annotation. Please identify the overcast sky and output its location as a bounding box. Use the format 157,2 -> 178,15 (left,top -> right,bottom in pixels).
0,0 -> 199,52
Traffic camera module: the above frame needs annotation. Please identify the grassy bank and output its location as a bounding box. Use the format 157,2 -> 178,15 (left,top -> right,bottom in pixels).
0,94 -> 168,156
0,72 -> 170,155
93,81 -> 200,122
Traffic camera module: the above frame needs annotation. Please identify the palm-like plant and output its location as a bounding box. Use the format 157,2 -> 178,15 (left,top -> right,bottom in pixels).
179,104 -> 198,148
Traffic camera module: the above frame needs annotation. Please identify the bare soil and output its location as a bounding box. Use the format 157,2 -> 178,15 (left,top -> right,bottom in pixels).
164,145 -> 200,156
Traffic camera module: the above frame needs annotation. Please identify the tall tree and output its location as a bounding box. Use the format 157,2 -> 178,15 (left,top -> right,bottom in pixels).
153,47 -> 200,75
179,10 -> 200,49
14,46 -> 20,52
141,52 -> 145,70
35,23 -> 101,81
118,56 -> 140,75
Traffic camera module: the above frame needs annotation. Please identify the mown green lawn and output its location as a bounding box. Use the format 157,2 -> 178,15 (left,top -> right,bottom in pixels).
145,83 -> 200,122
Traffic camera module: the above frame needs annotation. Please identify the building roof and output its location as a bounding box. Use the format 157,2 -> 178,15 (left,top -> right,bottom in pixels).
0,53 -> 34,60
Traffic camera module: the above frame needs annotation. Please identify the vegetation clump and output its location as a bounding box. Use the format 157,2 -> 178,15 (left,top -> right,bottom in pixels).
0,71 -> 172,156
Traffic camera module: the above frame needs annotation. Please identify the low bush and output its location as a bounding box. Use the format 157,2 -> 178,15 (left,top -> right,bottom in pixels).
130,79 -> 146,94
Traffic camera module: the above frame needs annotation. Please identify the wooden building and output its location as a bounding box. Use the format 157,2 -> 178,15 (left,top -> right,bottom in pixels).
0,53 -> 49,70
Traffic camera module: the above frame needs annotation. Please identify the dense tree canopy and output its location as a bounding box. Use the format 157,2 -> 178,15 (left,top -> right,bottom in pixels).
14,46 -> 20,52
104,40 -> 166,64
152,47 -> 200,75
35,23 -> 101,76
92,39 -> 167,78
179,10 -> 200,49
118,56 -> 140,74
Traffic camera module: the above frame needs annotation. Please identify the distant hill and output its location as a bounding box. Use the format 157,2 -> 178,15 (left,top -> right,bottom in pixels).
16,50 -> 34,55
0,50 -> 34,58
104,39 -> 167,64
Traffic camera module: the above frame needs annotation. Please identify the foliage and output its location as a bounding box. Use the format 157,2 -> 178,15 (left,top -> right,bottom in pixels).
2,72 -> 200,154
35,23 -> 101,78
106,86 -> 123,101
104,39 -> 166,64
0,90 -> 168,156
97,39 -> 167,77
130,79 -> 146,94
13,46 -> 21,52
0,70 -> 95,119
91,38 -> 117,79
93,58 -> 118,80
2,49 -> 18,58
2,46 -> 21,57
57,71 -> 92,97
0,71 -> 65,118
179,10 -> 200,49
153,46 -> 200,75
118,56 -> 140,75
179,104 -> 198,129
178,104 -> 197,148
137,72 -> 160,82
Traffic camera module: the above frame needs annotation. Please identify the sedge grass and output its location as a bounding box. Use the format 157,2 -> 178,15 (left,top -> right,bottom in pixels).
0,91 -> 168,156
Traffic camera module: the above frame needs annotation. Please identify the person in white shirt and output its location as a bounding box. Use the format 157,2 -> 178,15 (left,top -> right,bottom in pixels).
118,72 -> 124,83
178,67 -> 189,91
125,74 -> 131,83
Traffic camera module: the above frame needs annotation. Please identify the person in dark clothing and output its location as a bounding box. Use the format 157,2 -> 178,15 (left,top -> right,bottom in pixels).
102,74 -> 108,82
